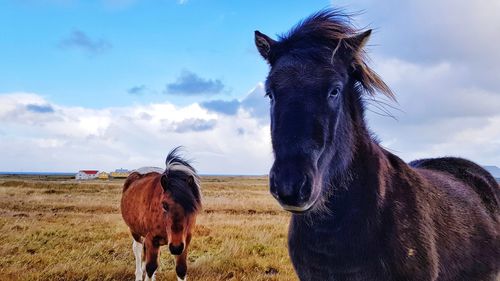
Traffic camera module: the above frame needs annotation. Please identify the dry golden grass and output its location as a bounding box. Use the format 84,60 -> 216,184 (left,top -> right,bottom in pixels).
0,176 -> 297,281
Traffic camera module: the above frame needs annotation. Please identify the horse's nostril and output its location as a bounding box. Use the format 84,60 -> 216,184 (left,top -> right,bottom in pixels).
269,173 -> 280,199
301,175 -> 307,188
271,188 -> 279,199
299,175 -> 312,201
270,166 -> 314,208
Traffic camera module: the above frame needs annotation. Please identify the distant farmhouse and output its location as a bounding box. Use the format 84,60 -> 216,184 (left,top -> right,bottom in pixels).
75,170 -> 99,180
110,168 -> 130,179
75,168 -> 131,180
97,171 -> 109,180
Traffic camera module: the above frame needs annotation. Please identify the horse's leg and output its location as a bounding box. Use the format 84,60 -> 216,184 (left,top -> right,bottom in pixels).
132,238 -> 144,281
175,234 -> 191,281
175,251 -> 187,281
144,236 -> 160,281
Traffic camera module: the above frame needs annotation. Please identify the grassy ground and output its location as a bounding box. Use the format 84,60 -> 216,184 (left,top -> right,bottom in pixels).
0,176 -> 297,281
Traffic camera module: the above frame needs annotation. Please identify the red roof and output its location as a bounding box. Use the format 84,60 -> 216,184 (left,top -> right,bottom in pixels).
80,170 -> 98,175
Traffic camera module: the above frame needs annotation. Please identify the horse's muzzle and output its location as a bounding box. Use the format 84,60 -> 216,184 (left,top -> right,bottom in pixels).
169,243 -> 184,255
270,168 -> 316,213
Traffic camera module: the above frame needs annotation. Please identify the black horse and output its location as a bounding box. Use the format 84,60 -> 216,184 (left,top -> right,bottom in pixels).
255,9 -> 500,281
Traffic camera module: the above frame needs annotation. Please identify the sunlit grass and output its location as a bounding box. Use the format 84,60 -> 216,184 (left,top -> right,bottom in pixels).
0,176 -> 296,280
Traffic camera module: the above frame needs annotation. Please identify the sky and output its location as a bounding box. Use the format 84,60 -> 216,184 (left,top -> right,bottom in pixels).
1,0 -> 499,174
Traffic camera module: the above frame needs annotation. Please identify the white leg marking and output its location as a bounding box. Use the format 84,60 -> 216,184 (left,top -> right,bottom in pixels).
177,276 -> 186,281
145,271 -> 156,281
132,240 -> 144,281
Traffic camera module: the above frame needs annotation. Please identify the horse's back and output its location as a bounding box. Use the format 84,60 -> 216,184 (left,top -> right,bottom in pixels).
406,157 -> 500,280
123,172 -> 142,192
123,167 -> 163,193
134,166 -> 164,175
410,157 -> 500,215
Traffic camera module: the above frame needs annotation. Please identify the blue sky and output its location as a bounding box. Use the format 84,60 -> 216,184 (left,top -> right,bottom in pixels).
0,0 -> 331,107
1,0 -> 500,173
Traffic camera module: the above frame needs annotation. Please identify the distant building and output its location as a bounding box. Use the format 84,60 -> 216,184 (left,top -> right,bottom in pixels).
97,171 -> 109,180
75,170 -> 98,180
110,168 -> 130,179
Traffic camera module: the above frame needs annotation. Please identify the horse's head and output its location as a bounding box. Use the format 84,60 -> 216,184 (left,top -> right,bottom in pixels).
255,10 -> 392,213
159,148 -> 201,255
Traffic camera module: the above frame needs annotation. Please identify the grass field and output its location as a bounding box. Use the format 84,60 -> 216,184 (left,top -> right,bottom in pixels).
0,176 -> 297,281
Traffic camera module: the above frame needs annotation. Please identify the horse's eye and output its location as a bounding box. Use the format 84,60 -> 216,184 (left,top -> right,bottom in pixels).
265,90 -> 274,100
162,203 -> 169,212
328,87 -> 341,98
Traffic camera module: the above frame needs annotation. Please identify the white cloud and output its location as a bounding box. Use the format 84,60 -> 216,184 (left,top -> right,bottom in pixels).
366,57 -> 500,165
373,57 -> 500,121
322,0 -> 500,167
2,66 -> 500,174
0,91 -> 272,174
3,1 -> 500,173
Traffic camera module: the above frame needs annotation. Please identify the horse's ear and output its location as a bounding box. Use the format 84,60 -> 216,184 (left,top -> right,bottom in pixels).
255,30 -> 276,61
160,174 -> 168,191
343,29 -> 394,99
186,175 -> 199,194
186,175 -> 195,188
345,29 -> 371,55
186,175 -> 201,206
343,30 -> 371,76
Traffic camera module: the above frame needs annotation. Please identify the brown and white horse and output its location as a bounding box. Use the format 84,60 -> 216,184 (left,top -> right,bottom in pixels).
121,148 -> 202,281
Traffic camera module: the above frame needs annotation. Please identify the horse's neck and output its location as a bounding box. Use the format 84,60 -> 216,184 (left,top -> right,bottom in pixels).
291,142 -> 390,266
305,136 -> 390,232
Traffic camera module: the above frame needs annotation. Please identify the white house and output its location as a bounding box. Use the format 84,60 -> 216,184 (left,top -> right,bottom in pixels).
75,170 -> 99,180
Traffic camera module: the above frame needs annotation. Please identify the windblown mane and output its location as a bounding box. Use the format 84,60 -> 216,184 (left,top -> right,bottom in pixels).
163,147 -> 202,213
271,9 -> 394,100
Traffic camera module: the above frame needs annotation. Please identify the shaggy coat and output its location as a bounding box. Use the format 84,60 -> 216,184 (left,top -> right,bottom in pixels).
255,9 -> 500,281
121,148 -> 201,281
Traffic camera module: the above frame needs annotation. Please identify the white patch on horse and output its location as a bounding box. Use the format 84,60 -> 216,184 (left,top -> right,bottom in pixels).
134,167 -> 164,175
168,163 -> 195,176
145,272 -> 156,281
132,240 -> 144,281
177,276 -> 186,281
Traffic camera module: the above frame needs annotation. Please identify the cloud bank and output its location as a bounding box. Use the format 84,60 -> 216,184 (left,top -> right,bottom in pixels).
335,0 -> 500,166
0,90 -> 272,174
2,0 -> 500,173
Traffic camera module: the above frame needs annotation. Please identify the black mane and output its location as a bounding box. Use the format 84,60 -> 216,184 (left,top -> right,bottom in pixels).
163,147 -> 201,213
270,8 -> 394,100
278,9 -> 356,50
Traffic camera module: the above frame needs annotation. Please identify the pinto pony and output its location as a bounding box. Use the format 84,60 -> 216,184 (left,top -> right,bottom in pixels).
255,9 -> 500,281
121,148 -> 201,281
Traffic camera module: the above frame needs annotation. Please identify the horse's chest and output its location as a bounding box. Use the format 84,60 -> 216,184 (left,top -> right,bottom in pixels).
288,219 -> 389,281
